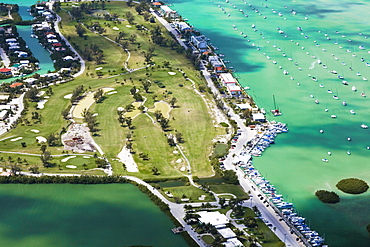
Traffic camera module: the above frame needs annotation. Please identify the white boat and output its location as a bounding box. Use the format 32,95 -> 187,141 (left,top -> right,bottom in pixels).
347,137 -> 351,141
319,129 -> 324,133
361,92 -> 366,97
363,77 -> 368,81
310,94 -> 314,98
357,72 -> 361,76
325,108 -> 329,112
361,124 -> 368,129
315,100 -> 319,104
352,86 -> 357,91
347,150 -> 351,155
342,101 -> 347,106
350,110 -> 356,114
333,95 -> 339,100
331,115 -> 337,118
319,84 -> 324,88
331,70 -> 337,74
283,70 -> 289,75
327,90 -> 333,94
322,159 -> 328,162
342,81 -> 348,85
328,152 -> 332,155
272,60 -> 277,64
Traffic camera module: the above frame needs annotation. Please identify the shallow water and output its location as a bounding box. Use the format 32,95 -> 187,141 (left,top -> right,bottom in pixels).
169,0 -> 370,246
0,184 -> 187,247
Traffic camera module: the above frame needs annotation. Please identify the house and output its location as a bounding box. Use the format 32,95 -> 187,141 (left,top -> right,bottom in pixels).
217,228 -> 236,239
0,68 -> 12,76
9,82 -> 23,88
174,21 -> 193,33
236,103 -> 252,110
224,238 -> 244,247
159,5 -> 178,18
220,73 -> 238,86
191,35 -> 208,51
20,60 -> 30,66
63,55 -> 74,61
208,55 -> 224,72
227,84 -> 242,95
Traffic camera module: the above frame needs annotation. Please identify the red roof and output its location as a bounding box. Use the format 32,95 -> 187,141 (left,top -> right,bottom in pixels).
10,83 -> 23,88
45,32 -> 55,35
0,68 -> 11,72
52,43 -> 62,47
152,2 -> 162,5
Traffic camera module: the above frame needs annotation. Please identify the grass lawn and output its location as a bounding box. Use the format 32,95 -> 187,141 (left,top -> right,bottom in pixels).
160,185 -> 215,203
201,235 -> 214,245
214,143 -> 229,157
209,184 -> 250,199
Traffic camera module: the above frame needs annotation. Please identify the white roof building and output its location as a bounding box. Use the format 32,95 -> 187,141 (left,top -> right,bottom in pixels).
224,238 -> 244,247
218,228 -> 236,239
236,103 -> 252,110
252,113 -> 266,122
197,211 -> 229,228
220,73 -> 238,85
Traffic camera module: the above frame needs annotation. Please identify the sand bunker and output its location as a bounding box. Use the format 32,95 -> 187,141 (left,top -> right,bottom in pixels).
95,67 -> 103,70
64,94 -> 72,99
117,107 -> 125,112
10,137 -> 22,141
168,72 -> 176,75
83,156 -> 91,158
73,88 -> 113,118
176,159 -> 182,163
36,136 -> 47,143
113,27 -> 119,30
180,166 -> 186,171
36,91 -> 45,97
66,165 -> 77,169
61,156 -> 76,162
117,147 -> 138,172
107,91 -> 117,95
148,101 -> 171,118
30,129 -> 40,133
37,100 -> 48,109
126,25 -> 131,28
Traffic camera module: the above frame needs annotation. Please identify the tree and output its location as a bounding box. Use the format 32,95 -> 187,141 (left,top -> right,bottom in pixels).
128,34 -> 137,43
152,167 -> 160,175
94,88 -> 104,103
222,170 -> 239,184
40,144 -> 47,153
125,11 -> 135,24
133,92 -> 143,102
75,23 -> 87,37
61,108 -> 70,119
154,110 -> 162,121
130,86 -> 137,95
25,87 -> 40,102
244,216 -> 258,228
10,163 -> 21,175
142,50 -> 153,63
315,190 -> 340,203
40,151 -> 52,168
175,132 -> 184,143
126,117 -> 133,129
169,97 -> 178,107
47,133 -> 58,146
142,80 -> 151,93
29,166 -> 39,174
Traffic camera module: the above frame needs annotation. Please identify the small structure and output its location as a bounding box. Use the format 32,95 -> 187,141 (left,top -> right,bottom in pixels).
220,73 -> 238,86
174,21 -> 193,33
224,238 -> 244,247
9,82 -> 23,88
208,55 -> 224,72
236,103 -> 252,110
218,228 -> 236,239
227,85 -> 242,95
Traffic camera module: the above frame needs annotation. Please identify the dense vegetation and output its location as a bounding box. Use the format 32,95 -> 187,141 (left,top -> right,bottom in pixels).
315,190 -> 340,203
336,178 -> 369,194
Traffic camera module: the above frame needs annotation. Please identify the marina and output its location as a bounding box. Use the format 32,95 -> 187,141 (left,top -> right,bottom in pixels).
169,0 -> 370,246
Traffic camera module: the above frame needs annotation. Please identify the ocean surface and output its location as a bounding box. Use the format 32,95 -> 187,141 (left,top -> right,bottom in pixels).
168,0 -> 370,246
2,0 -> 55,83
0,184 -> 188,247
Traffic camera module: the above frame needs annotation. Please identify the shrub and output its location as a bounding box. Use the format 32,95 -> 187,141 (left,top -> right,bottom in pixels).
336,178 -> 369,194
315,190 -> 340,203
220,122 -> 229,127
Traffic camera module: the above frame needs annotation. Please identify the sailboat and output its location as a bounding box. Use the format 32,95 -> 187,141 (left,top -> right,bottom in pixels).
271,95 -> 282,116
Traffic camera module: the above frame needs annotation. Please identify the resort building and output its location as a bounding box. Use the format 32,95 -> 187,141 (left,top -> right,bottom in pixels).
227,85 -> 242,96
174,21 -> 193,33
0,110 -> 7,121
197,211 -> 229,229
252,113 -> 266,122
159,5 -> 178,18
219,73 -> 238,86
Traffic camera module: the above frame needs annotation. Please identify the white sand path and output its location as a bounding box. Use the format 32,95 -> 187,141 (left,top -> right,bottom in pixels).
61,156 -> 76,162
117,147 -> 138,172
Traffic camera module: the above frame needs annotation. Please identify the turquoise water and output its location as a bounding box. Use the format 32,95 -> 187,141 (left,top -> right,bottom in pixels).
0,184 -> 187,247
1,0 -> 55,83
169,0 -> 370,246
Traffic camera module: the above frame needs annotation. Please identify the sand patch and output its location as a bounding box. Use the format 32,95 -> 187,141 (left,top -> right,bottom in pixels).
83,156 -> 91,158
168,72 -> 176,75
95,67 -> 103,70
117,147 -> 138,172
113,27 -> 119,30
10,137 -> 22,141
117,107 -> 125,111
37,100 -> 48,109
64,94 -> 72,99
180,166 -> 186,171
176,158 -> 182,163
107,91 -> 117,95
148,101 -> 171,118
36,136 -> 47,143
36,91 -> 45,97
66,165 -> 77,169
126,25 -> 131,28
61,156 -> 76,162
30,129 -> 39,133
